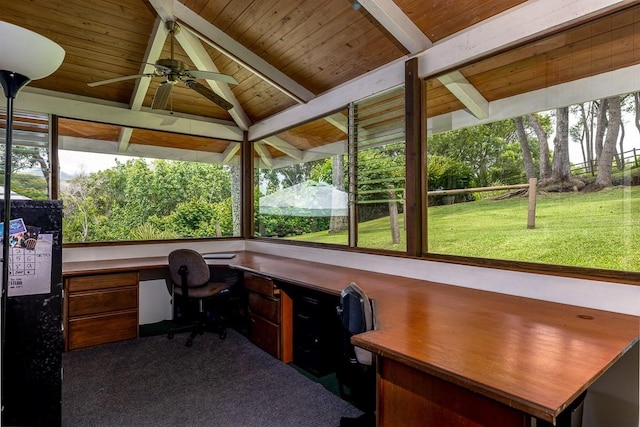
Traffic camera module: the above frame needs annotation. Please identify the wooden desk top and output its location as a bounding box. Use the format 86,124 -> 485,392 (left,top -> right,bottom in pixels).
63,251 -> 640,423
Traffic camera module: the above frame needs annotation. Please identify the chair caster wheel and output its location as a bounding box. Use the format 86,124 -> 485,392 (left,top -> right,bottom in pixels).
167,333 -> 174,339
219,330 -> 227,340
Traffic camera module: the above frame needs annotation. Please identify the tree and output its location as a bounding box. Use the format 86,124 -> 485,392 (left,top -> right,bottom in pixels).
527,113 -> 551,179
329,154 -> 347,233
595,96 -> 622,187
550,107 -> 573,183
514,117 -> 536,180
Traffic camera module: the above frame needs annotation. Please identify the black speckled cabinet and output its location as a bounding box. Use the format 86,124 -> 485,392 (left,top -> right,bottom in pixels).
1,200 -> 63,426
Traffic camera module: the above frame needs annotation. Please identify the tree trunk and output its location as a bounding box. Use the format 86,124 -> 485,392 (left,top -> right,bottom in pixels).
551,107 -> 572,182
230,165 -> 241,236
329,154 -> 348,233
594,98 -> 608,161
576,104 -> 589,173
527,113 -> 551,180
595,96 -> 621,187
515,117 -> 536,180
388,186 -> 400,244
615,121 -> 625,170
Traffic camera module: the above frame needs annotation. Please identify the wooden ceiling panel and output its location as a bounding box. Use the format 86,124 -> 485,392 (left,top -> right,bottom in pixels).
395,0 -> 526,42
277,115 -> 348,152
3,0 -> 156,105
58,118 -> 232,154
59,119 -> 122,141
130,128 -> 231,153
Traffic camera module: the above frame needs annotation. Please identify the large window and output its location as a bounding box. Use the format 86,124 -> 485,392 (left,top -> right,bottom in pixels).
0,110 -> 51,200
255,87 -> 406,252
425,5 -> 640,273
58,118 -> 240,243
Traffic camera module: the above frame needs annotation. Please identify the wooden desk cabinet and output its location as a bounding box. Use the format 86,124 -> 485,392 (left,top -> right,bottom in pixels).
244,272 -> 292,362
64,272 -> 139,351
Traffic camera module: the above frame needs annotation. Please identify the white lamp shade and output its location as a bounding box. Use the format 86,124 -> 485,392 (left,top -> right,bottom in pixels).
0,21 -> 65,80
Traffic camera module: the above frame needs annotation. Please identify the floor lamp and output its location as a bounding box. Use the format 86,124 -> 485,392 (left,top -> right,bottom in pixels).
0,20 -> 65,411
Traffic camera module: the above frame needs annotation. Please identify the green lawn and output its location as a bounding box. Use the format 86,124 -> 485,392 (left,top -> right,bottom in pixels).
286,186 -> 639,271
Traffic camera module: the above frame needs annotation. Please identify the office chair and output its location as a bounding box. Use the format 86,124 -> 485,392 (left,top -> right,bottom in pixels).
336,282 -> 376,427
167,249 -> 233,347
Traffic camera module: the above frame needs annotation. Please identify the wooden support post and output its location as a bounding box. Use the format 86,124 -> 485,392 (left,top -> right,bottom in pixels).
527,178 -> 537,229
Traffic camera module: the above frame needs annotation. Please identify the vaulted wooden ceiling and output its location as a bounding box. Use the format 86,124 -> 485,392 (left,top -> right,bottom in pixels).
2,1 -> 638,167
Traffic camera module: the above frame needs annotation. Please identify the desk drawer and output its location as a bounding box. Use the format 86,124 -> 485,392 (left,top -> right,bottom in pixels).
249,292 -> 280,323
68,287 -> 137,317
249,313 -> 280,359
244,274 -> 276,297
67,310 -> 138,351
67,272 -> 139,292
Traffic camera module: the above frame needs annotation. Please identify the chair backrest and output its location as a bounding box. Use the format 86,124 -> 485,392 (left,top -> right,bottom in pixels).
168,249 -> 210,288
339,282 -> 374,366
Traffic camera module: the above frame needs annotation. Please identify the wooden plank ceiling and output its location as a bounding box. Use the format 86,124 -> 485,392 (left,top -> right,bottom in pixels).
2,1 -> 637,166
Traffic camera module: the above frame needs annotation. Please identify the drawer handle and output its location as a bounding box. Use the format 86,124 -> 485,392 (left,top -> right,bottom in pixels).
297,314 -> 310,320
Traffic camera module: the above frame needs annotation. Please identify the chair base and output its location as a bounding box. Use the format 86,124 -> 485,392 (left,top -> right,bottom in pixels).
167,296 -> 228,347
167,319 -> 227,347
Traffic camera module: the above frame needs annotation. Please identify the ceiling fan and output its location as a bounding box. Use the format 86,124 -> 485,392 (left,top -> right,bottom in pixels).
87,21 -> 237,111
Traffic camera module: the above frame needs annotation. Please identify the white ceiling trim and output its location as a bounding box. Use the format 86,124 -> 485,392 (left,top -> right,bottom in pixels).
175,26 -> 252,131
60,135 -> 231,165
150,0 -> 316,104
427,63 -> 640,135
17,87 -> 243,141
358,0 -> 432,54
437,71 -> 489,119
249,57 -> 406,141
418,0 -> 635,79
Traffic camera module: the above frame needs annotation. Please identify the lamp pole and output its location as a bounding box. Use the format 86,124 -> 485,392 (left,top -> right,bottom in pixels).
0,70 -> 30,418
1,70 -> 30,340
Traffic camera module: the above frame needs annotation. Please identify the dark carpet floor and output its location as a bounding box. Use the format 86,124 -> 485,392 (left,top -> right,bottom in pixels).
62,329 -> 362,426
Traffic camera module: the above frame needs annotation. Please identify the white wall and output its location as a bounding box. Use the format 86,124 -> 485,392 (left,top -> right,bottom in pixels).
64,240 -> 640,427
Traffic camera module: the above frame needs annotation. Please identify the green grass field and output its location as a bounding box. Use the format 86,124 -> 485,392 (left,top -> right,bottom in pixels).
286,186 -> 639,272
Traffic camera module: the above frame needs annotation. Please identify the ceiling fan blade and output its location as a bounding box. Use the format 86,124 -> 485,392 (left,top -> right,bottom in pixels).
185,80 -> 234,111
87,74 -> 153,87
151,82 -> 174,109
185,70 -> 238,85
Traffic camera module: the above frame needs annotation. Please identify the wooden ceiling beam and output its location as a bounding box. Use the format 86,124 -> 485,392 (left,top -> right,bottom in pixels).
18,87 -> 243,141
253,141 -> 273,168
118,127 -> 133,153
118,17 -> 169,154
175,26 -> 251,131
222,142 -> 241,164
357,0 -> 432,54
437,71 -> 489,119
148,0 -> 315,104
261,136 -> 303,161
130,16 -> 168,111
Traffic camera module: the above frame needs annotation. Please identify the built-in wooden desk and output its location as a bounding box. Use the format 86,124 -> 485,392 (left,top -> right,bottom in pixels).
63,251 -> 640,426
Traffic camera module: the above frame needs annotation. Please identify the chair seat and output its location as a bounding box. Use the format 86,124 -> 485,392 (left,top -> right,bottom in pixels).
173,281 -> 230,299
